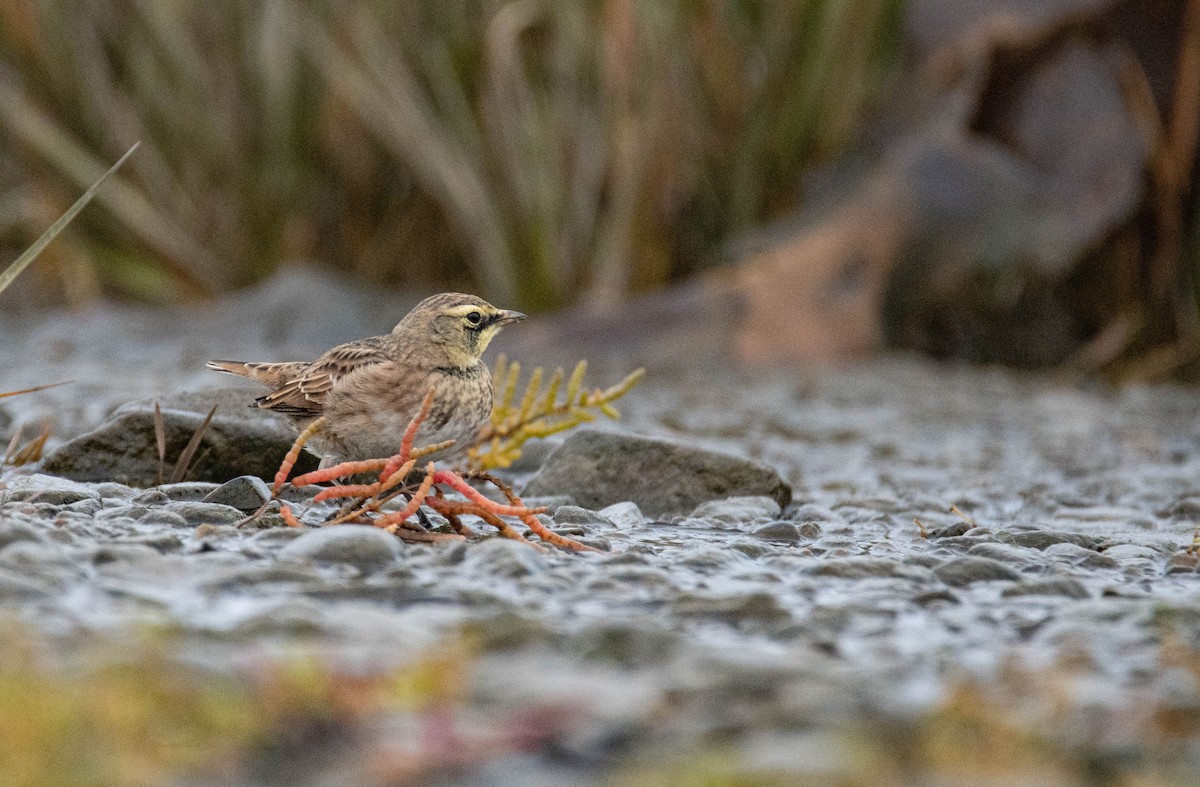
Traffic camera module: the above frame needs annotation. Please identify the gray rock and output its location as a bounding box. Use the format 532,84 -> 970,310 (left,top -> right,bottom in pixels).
0,521 -> 44,550
599,501 -> 647,529
522,429 -> 791,518
691,495 -> 783,522
1002,578 -> 1090,599
934,556 -> 1021,586
135,509 -> 191,529
462,537 -> 548,578
203,475 -> 273,510
1,474 -> 98,505
806,558 -> 906,579
671,591 -> 791,626
278,525 -> 402,572
40,387 -> 318,486
552,505 -> 616,528
0,567 -> 52,599
1044,542 -> 1120,569
967,542 -> 1044,567
1001,530 -> 1109,551
751,521 -> 812,543
163,501 -> 246,527
155,482 -> 222,502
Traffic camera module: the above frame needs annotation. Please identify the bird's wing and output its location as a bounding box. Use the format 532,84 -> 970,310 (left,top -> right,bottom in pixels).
254,337 -> 390,416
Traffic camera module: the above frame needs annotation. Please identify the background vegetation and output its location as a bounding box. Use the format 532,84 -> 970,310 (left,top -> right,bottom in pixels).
0,0 -> 901,312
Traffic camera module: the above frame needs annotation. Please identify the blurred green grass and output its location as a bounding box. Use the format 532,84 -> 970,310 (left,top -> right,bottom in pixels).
0,0 -> 900,311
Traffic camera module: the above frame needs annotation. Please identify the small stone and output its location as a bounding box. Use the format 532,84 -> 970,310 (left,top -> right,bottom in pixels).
0,521 -> 44,550
115,533 -> 184,553
691,496 -> 783,522
522,429 -> 791,518
929,521 -> 972,539
599,502 -> 646,529
967,542 -> 1043,567
0,567 -> 51,599
553,505 -> 616,528
806,557 -> 905,579
1002,530 -> 1109,551
278,525 -> 402,572
1,474 -> 98,505
462,538 -> 548,578
203,476 -> 273,510
155,482 -> 222,502
934,556 -> 1021,586
135,509 -> 191,529
93,482 -> 138,500
1002,578 -> 1090,598
751,521 -> 810,543
1043,542 -> 1119,569
131,490 -> 170,506
163,501 -> 246,526
521,495 -> 576,511
1167,552 -> 1199,575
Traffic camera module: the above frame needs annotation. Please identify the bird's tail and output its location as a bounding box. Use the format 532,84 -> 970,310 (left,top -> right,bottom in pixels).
206,360 -> 307,388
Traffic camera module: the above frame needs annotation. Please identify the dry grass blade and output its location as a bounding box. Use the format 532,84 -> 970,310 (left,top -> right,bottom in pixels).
7,425 -> 51,466
0,142 -> 138,296
153,402 -> 167,485
0,381 -> 72,399
3,424 -> 24,465
168,405 -> 217,484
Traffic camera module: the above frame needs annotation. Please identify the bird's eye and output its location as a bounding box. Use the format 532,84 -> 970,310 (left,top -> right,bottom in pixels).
465,311 -> 484,327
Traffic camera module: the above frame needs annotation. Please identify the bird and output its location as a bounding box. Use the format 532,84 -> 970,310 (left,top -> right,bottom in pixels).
207,293 -> 525,467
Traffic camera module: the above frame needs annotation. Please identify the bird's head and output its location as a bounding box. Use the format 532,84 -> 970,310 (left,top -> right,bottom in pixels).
395,293 -> 526,367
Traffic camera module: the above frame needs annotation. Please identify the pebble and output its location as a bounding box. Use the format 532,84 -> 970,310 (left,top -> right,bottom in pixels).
278,525 -> 402,572
934,556 -> 1021,586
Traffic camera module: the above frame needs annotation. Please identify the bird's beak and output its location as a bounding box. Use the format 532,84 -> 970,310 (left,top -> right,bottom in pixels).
493,309 -> 527,326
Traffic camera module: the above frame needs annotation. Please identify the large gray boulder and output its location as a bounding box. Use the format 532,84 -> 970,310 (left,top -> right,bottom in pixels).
522,429 -> 791,519
40,388 -> 316,486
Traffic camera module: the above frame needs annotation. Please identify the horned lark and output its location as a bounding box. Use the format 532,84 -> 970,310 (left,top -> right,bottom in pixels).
207,293 -> 525,466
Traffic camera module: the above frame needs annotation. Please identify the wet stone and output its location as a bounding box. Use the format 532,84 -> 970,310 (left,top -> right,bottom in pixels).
934,556 -> 1021,586
462,537 -> 549,578
115,533 -> 184,553
553,506 -> 616,528
63,498 -> 102,516
155,482 -> 222,502
131,490 -> 170,506
671,590 -> 792,626
752,521 -> 812,543
967,542 -> 1045,567
1002,530 -> 1109,551
522,429 -> 791,518
278,525 -> 402,572
203,475 -> 273,511
0,521 -> 44,550
1166,553 -> 1199,575
93,482 -> 138,500
1043,542 -> 1120,569
135,509 -> 191,529
1002,577 -> 1090,599
598,502 -> 646,529
806,558 -> 906,579
691,496 -> 783,522
0,567 -> 52,600
163,501 -> 246,527
1,474 -> 99,506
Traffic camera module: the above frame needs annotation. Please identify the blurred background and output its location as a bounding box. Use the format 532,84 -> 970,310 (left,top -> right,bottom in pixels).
0,0 -> 1197,376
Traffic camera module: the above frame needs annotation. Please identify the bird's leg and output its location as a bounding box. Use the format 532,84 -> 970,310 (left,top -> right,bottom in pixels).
273,417 -> 326,495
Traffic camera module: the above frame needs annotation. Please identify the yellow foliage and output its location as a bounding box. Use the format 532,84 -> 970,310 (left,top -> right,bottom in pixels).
468,355 -> 644,472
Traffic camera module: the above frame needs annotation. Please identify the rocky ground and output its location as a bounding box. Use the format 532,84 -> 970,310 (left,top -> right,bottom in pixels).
3,270 -> 1200,784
